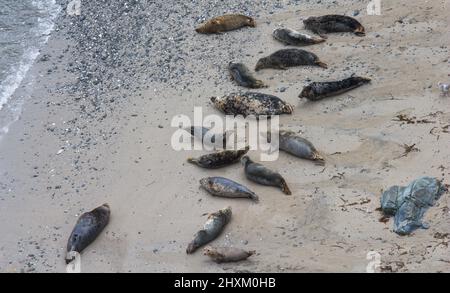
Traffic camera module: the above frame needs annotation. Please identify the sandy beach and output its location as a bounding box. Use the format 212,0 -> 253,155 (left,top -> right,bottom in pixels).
0,0 -> 449,273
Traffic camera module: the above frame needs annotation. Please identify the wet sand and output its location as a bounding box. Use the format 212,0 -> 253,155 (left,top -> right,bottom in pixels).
0,0 -> 449,272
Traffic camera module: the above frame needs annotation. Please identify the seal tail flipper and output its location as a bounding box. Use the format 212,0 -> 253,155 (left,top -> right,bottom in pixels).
247,250 -> 256,257
249,192 -> 259,202
253,80 -> 267,89
280,180 -> 292,195
357,76 -> 372,83
187,158 -> 198,165
313,38 -> 326,44
283,103 -> 294,114
313,29 -> 328,39
354,26 -> 366,36
316,61 -> 328,69
313,152 -> 325,165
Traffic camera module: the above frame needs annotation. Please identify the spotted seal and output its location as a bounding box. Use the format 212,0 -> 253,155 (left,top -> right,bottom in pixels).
299,76 -> 371,101
303,15 -> 365,38
186,207 -> 232,254
255,48 -> 327,71
229,62 -> 266,88
200,177 -> 259,201
210,92 -> 293,117
65,203 -> 110,264
273,28 -> 325,46
279,130 -> 324,164
203,246 -> 256,263
188,148 -> 249,169
241,156 -> 291,195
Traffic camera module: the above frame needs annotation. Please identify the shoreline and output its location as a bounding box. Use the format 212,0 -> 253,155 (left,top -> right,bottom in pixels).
0,0 -> 449,273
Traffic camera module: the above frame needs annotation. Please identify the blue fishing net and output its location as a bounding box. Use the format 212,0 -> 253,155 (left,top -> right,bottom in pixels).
380,177 -> 447,235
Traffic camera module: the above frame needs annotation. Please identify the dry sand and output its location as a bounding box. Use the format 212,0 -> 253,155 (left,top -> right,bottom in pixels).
0,0 -> 449,272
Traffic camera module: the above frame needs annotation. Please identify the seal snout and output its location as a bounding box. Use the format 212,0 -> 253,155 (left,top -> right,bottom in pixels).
186,243 -> 197,254
199,177 -> 210,187
203,246 -> 213,255
65,254 -> 75,265
299,86 -> 313,99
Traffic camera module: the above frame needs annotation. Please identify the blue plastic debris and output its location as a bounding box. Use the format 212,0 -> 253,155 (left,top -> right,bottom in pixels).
380,177 -> 447,235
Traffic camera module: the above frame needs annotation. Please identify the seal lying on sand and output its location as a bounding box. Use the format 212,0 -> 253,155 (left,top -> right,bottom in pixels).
200,177 -> 259,201
303,15 -> 365,38
187,207 -> 232,254
210,92 -> 293,117
279,130 -> 324,164
299,76 -> 371,101
65,204 -> 110,264
255,48 -> 327,71
188,147 -> 249,169
203,246 -> 256,263
229,63 -> 266,88
196,14 -> 256,34
242,156 -> 291,195
273,28 -> 325,46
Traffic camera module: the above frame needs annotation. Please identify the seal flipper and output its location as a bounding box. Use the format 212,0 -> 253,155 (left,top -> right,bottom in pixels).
275,63 -> 287,70
253,80 -> 268,89
315,61 -> 328,69
313,28 -> 328,39
280,179 -> 292,195
187,157 -> 199,165
248,191 -> 259,202
354,25 -> 366,36
313,152 -> 325,165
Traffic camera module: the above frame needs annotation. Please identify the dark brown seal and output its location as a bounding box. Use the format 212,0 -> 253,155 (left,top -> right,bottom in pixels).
65,203 -> 110,264
299,76 -> 371,101
241,156 -> 291,195
210,92 -> 293,117
186,207 -> 232,254
203,246 -> 256,263
195,14 -> 256,34
255,48 -> 327,71
229,62 -> 266,88
303,15 -> 365,38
